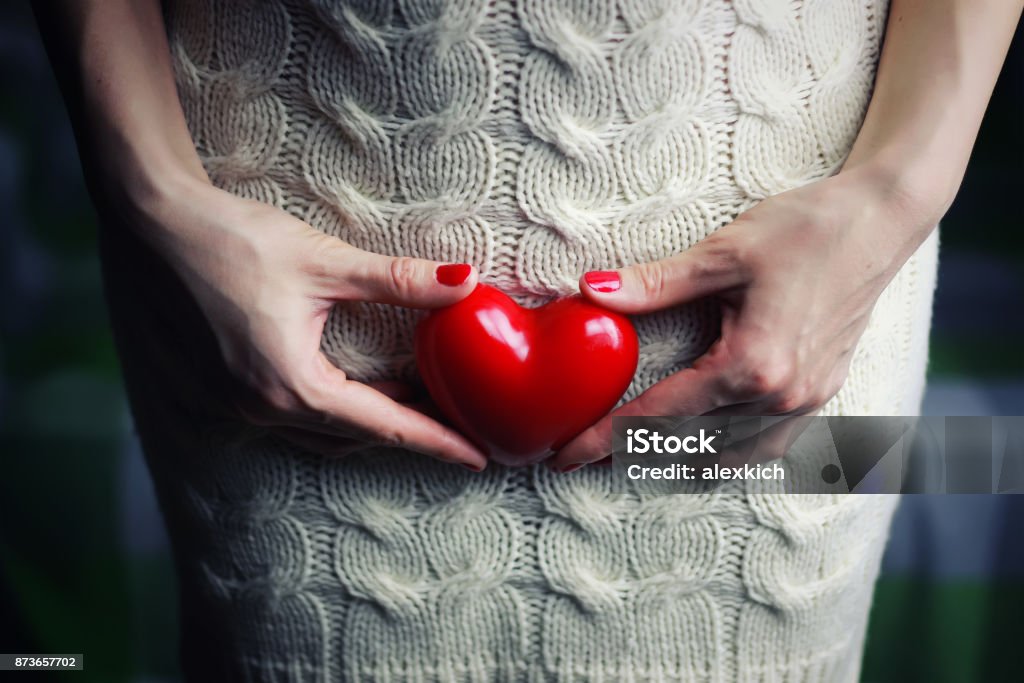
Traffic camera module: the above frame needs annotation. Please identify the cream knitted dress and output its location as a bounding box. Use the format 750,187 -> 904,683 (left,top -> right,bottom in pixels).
116,0 -> 937,680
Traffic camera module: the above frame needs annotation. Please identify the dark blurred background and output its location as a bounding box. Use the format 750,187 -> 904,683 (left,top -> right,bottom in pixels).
1,3 -> 1022,681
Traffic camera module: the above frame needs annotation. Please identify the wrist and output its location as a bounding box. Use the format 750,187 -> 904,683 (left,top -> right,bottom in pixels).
840,144 -> 962,229
837,153 -> 954,240
90,139 -> 211,235
816,154 -> 946,294
97,143 -> 207,213
87,141 -> 224,269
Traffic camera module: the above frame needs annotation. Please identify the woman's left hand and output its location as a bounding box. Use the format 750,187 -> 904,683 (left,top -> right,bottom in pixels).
548,166 -> 940,472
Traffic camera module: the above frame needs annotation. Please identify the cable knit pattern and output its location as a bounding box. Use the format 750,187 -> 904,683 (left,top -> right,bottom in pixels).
151,0 -> 940,680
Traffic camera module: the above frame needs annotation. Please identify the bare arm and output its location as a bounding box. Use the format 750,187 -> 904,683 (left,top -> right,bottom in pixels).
34,0 -> 489,470
553,0 -> 1023,470
842,0 -> 1024,257
33,0 -> 206,216
846,0 -> 1022,199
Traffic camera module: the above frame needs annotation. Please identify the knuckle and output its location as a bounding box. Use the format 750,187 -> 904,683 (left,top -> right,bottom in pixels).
635,263 -> 667,302
387,257 -> 421,299
302,233 -> 340,281
374,428 -> 409,450
768,373 -> 839,414
700,231 -> 751,274
729,349 -> 795,398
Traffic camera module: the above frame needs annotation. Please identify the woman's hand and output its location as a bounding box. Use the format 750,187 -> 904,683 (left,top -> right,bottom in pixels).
548,166 -> 940,472
133,175 -> 488,470
34,0 -> 489,469
546,0 -> 1024,472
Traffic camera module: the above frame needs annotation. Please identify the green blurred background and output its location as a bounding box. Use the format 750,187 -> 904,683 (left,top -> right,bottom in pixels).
1,2 -> 1022,681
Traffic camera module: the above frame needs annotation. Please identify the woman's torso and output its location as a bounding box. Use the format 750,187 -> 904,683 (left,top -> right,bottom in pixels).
109,1 -> 937,680
164,0 -> 906,401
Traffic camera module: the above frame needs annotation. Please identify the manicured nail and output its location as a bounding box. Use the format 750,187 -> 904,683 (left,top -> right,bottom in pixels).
436,263 -> 472,286
560,463 -> 584,474
583,271 -> 621,293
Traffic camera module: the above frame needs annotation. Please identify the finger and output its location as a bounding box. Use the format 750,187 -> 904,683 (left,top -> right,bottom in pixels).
307,356 -> 488,470
242,397 -> 449,445
578,233 -> 749,314
316,241 -> 479,308
549,366 -> 727,471
234,391 -> 427,442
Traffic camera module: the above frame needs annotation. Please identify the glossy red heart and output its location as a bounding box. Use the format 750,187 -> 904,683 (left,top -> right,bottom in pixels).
415,283 -> 639,466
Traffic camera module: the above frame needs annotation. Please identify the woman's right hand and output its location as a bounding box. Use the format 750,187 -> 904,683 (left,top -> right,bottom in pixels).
129,174 -> 488,470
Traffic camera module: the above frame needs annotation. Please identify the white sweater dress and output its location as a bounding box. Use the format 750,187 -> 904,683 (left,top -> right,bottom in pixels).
107,0 -> 939,680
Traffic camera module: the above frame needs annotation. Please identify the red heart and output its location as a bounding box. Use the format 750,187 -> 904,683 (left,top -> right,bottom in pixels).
415,283 -> 639,466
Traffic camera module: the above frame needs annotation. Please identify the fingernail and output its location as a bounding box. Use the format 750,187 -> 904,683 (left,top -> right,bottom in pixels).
436,263 -> 472,286
583,270 -> 621,293
461,462 -> 484,472
559,463 -> 584,474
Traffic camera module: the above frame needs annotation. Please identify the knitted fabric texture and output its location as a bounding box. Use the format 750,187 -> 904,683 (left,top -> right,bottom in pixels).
150,0 -> 940,680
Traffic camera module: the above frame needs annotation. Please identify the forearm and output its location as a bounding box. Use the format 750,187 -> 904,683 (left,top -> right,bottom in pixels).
842,0 -> 1023,225
33,0 -> 207,216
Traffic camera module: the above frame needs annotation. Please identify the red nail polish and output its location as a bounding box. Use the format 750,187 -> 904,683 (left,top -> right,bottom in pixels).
461,462 -> 484,472
583,270 -> 621,293
436,263 -> 472,286
560,463 -> 584,473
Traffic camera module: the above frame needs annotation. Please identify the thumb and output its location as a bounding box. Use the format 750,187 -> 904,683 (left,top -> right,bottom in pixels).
578,237 -> 747,314
326,244 -> 479,308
